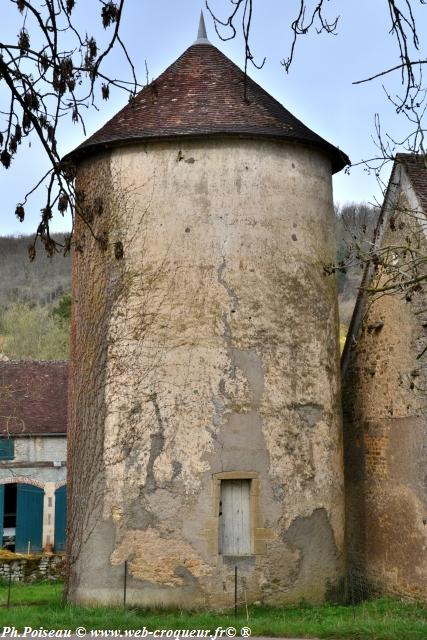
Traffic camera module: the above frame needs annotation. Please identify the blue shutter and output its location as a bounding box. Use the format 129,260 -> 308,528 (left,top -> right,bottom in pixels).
0,485 -> 4,547
54,486 -> 67,552
0,439 -> 14,460
16,484 -> 44,553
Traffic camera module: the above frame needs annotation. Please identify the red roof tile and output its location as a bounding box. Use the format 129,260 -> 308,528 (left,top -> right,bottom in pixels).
69,43 -> 349,173
0,361 -> 68,436
396,153 -> 427,213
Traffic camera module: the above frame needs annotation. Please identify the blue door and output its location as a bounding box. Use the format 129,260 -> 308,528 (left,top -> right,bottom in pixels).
0,485 -> 4,547
15,484 -> 43,553
54,486 -> 67,552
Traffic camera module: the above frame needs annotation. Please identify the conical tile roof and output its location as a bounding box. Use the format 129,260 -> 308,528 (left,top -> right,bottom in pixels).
69,42 -> 349,173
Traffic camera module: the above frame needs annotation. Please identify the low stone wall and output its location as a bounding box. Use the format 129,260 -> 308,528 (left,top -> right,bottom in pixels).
0,553 -> 65,582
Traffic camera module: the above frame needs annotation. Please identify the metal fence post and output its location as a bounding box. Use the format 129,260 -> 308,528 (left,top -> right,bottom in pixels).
7,564 -> 12,609
123,560 -> 128,607
234,565 -> 237,617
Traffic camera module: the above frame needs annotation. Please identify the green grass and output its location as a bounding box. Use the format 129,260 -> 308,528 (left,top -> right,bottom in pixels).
0,582 -> 426,639
0,579 -> 62,605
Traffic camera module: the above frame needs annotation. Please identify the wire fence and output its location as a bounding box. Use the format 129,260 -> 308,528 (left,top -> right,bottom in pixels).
347,567 -> 379,605
209,565 -> 392,617
0,560 -> 419,614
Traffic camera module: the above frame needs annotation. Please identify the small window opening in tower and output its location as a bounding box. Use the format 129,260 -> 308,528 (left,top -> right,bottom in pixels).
4,484 -> 17,551
219,479 -> 251,556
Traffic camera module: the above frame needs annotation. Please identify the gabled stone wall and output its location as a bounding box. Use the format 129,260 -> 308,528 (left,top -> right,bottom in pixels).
343,181 -> 427,601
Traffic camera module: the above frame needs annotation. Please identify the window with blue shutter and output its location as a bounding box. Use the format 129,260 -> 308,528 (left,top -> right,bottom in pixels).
0,439 -> 14,461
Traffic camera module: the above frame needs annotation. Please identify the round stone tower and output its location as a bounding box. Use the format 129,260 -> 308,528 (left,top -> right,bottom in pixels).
66,15 -> 349,607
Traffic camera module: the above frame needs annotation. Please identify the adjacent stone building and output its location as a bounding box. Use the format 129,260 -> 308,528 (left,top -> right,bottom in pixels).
0,360 -> 68,553
342,153 -> 427,600
66,16 -> 349,607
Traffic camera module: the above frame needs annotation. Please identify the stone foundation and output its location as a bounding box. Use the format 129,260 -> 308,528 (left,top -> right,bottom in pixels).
0,553 -> 65,582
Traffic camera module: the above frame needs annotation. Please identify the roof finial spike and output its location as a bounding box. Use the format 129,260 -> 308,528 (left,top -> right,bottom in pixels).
194,10 -> 210,44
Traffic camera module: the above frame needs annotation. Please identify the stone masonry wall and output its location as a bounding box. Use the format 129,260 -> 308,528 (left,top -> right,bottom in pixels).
0,554 -> 65,583
343,187 -> 427,601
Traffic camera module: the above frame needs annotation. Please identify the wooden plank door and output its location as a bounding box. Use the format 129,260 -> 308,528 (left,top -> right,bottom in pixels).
54,485 -> 67,552
16,484 -> 43,553
220,479 -> 251,555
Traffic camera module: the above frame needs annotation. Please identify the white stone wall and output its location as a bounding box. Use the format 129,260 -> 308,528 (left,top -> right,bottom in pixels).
14,437 -> 66,464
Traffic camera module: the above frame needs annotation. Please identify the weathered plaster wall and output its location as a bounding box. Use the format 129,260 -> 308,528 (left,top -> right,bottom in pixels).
343,187 -> 427,600
68,138 -> 344,608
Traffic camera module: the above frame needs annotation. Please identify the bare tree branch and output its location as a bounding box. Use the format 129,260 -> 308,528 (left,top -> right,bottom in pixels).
0,0 -> 140,258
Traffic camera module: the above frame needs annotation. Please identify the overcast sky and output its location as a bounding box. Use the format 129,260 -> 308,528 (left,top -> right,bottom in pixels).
1,0 -> 426,235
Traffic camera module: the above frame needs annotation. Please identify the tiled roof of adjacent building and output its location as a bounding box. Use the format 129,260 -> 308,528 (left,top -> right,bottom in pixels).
68,39 -> 349,173
0,361 -> 68,436
396,153 -> 427,213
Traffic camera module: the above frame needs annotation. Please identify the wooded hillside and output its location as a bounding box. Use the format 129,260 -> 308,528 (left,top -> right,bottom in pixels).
0,235 -> 70,308
0,235 -> 70,361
